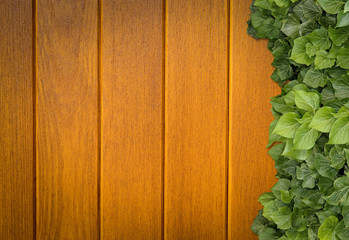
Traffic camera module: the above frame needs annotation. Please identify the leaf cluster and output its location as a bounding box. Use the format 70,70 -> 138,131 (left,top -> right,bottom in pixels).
248,0 -> 349,239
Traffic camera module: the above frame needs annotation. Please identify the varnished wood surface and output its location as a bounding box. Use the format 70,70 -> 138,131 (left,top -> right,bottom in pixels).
37,0 -> 98,238
0,1 -> 34,239
165,0 -> 229,239
228,0 -> 279,239
0,0 -> 279,239
101,0 -> 163,239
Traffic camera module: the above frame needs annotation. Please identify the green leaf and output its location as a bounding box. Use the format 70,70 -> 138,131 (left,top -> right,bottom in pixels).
290,36 -> 314,66
334,220 -> 349,239
337,11 -> 349,27
329,146 -> 346,170
328,26 -> 349,46
328,117 -> 349,145
307,28 -> 332,50
293,123 -> 320,150
317,0 -> 345,14
254,0 -> 273,11
275,0 -> 291,8
345,1 -> 349,13
342,206 -> 349,228
251,210 -> 269,235
295,90 -> 320,112
315,50 -> 336,70
258,192 -> 275,207
273,112 -> 301,138
302,0 -> 323,21
281,14 -> 301,38
318,216 -> 339,240
314,153 -> 338,180
309,107 -> 337,133
337,47 -> 349,69
303,68 -> 329,88
306,42 -> 320,57
272,178 -> 291,200
267,119 -> 285,147
296,163 -> 318,188
283,138 -> 312,160
263,200 -> 277,221
331,75 -> 349,100
271,206 -> 293,229
259,228 -> 280,240
326,176 -> 349,206
268,142 -> 285,161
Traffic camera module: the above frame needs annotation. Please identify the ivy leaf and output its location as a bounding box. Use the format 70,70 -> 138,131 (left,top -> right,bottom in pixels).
293,123 -> 320,150
295,90 -> 320,112
281,14 -> 301,38
315,50 -> 336,70
314,153 -> 338,181
272,178 -> 291,201
329,146 -> 346,170
337,11 -> 349,27
258,192 -> 275,207
317,0 -> 345,14
331,75 -> 349,100
342,206 -> 349,228
290,36 -> 314,66
283,138 -> 312,160
334,220 -> 349,239
275,0 -> 291,8
306,42 -> 320,57
251,210 -> 269,235
337,47 -> 349,69
309,107 -> 336,133
259,228 -> 280,240
328,117 -> 349,145
328,26 -> 349,46
271,207 -> 293,229
326,176 -> 349,206
318,216 -> 339,240
307,28 -> 332,50
273,112 -> 301,138
302,0 -> 323,21
254,0 -> 273,11
303,69 -> 329,88
296,163 -> 318,188
345,1 -> 349,13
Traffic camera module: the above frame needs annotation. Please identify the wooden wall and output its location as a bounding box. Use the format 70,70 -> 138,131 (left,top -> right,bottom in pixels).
0,0 -> 279,239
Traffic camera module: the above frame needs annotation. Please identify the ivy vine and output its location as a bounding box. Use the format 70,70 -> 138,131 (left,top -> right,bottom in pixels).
248,0 -> 349,239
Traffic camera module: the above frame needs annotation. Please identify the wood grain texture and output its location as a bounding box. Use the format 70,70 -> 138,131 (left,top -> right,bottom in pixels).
0,1 -> 34,239
101,0 -> 163,239
37,0 -> 98,239
228,0 -> 280,239
165,0 -> 228,239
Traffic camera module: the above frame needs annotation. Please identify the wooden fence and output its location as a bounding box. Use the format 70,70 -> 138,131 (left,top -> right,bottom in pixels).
0,0 -> 279,239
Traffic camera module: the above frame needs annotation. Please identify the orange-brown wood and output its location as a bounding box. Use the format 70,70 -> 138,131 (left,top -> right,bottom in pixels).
101,0 -> 164,239
0,1 -> 34,239
36,0 -> 99,238
165,0 -> 229,239
228,0 -> 280,239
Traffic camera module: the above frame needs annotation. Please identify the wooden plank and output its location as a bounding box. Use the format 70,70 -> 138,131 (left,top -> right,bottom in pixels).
36,0 -> 98,239
0,1 -> 34,239
228,0 -> 280,239
101,0 -> 163,239
165,0 -> 228,239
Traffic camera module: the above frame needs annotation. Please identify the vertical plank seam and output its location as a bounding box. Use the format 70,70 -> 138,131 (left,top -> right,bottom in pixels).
98,0 -> 103,239
226,0 -> 232,239
162,0 -> 168,238
162,0 -> 167,239
32,0 -> 38,238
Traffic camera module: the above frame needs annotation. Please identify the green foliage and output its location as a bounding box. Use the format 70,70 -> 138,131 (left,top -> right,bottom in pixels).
248,0 -> 349,239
